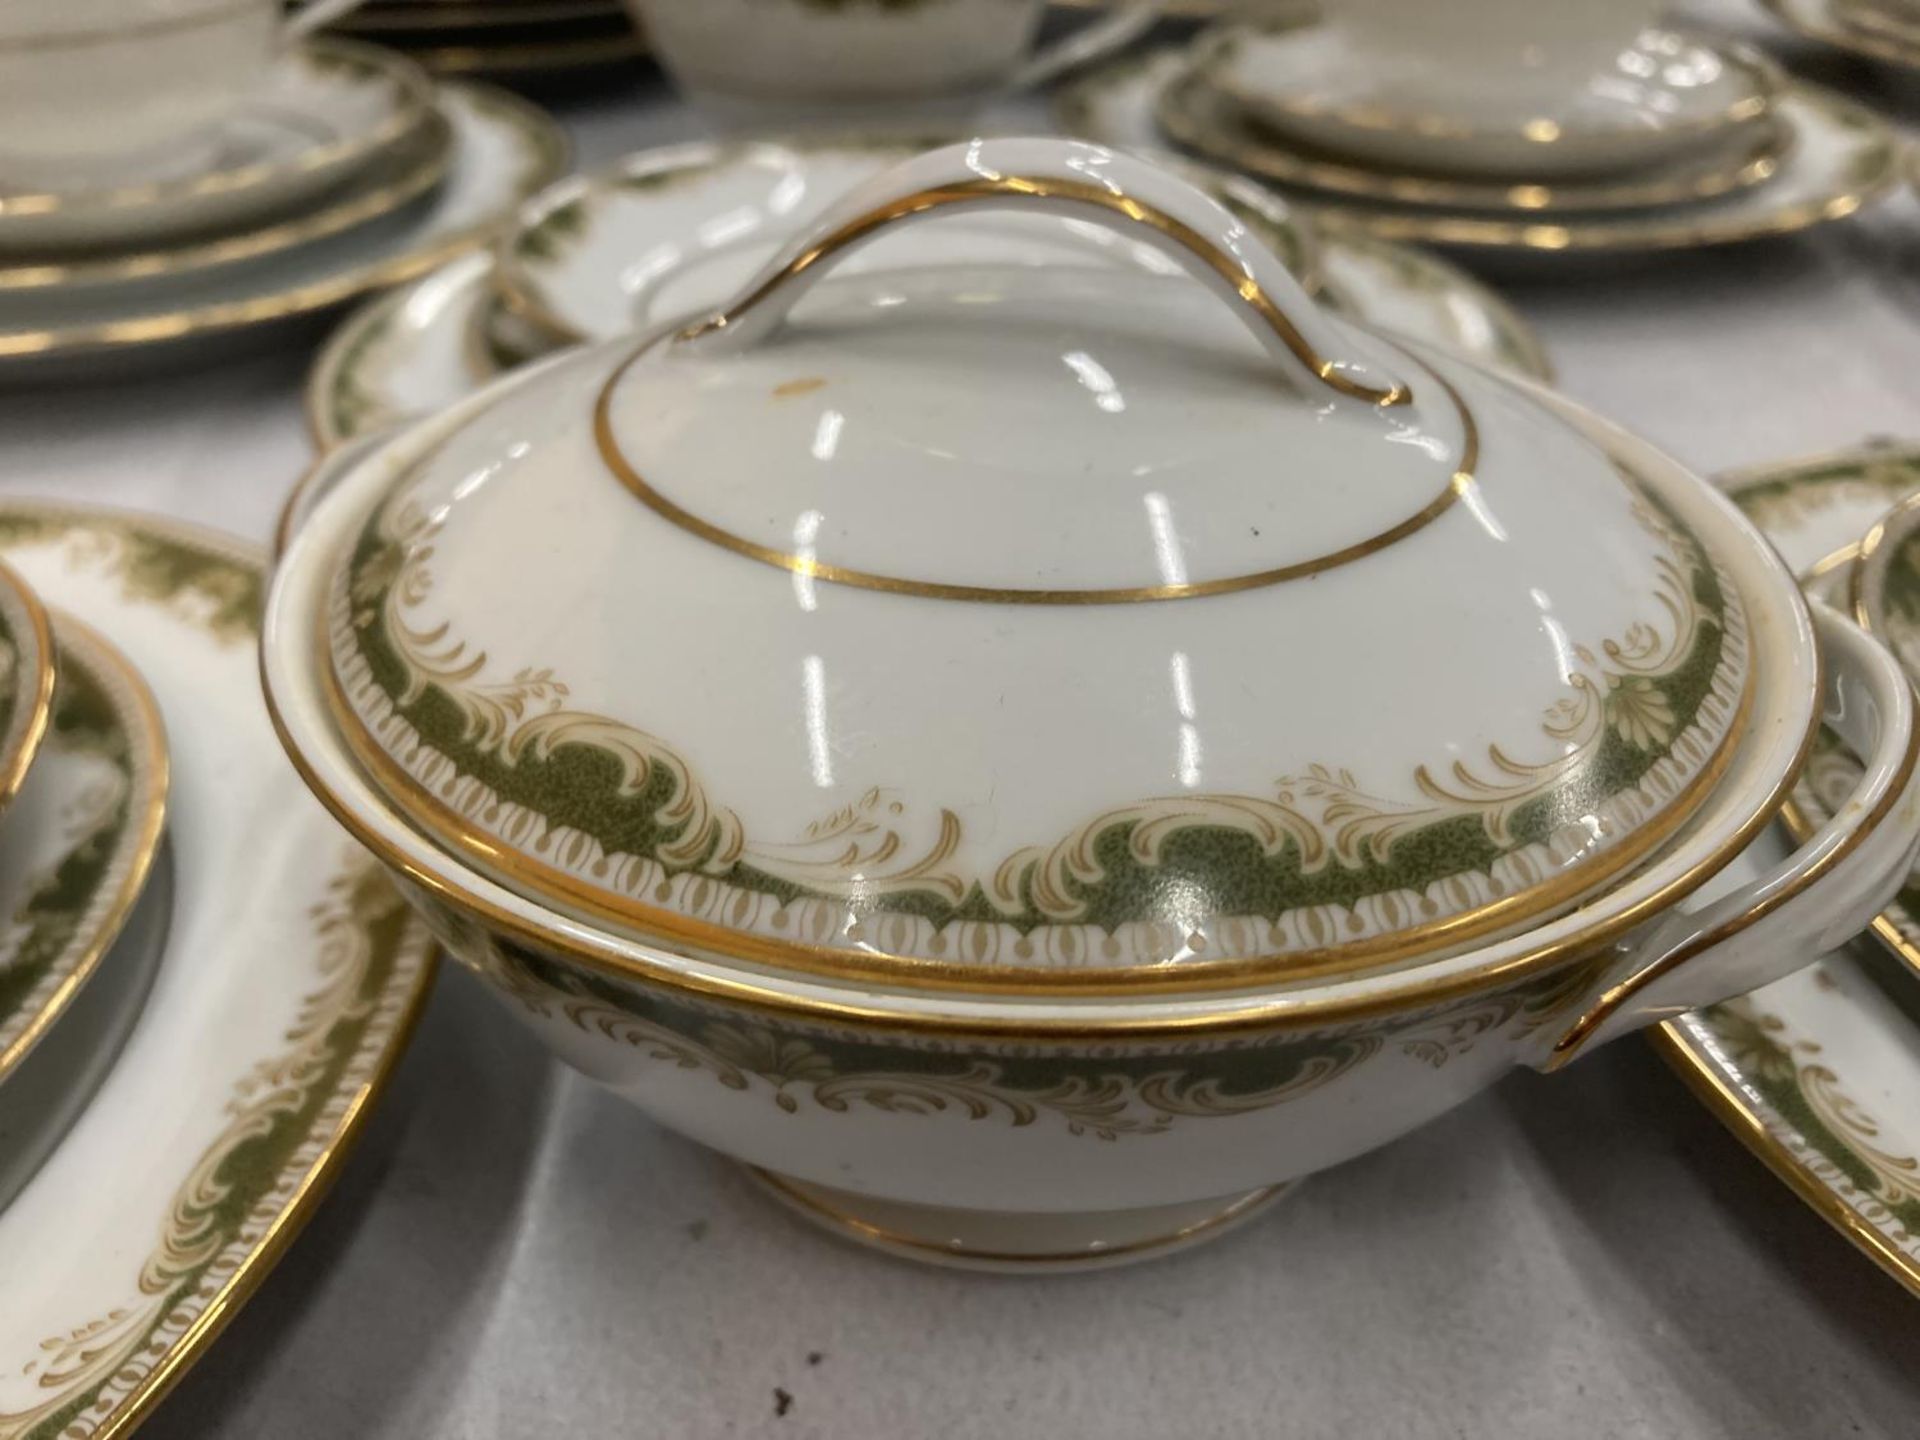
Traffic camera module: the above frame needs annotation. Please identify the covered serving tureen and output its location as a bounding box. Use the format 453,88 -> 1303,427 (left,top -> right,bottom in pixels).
266,139 -> 1920,1269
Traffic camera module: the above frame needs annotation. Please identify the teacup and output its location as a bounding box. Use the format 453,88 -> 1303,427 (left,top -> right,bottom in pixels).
0,0 -> 367,191
1332,0 -> 1664,107
625,0 -> 1159,126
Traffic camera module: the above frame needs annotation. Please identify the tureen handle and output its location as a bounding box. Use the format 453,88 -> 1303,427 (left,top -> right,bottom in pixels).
672,137 -> 1414,409
1536,601 -> 1920,1069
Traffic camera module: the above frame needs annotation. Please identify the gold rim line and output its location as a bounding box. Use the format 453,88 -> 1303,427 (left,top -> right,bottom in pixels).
0,499 -> 440,1440
0,38 -> 434,220
284,431 -> 1785,1028
495,138 -> 1337,354
0,614 -> 172,1081
1780,792 -> 1920,980
1207,27 -> 1779,145
1547,624 -> 1910,1065
1649,1021 -> 1920,1301
671,171 -> 1409,407
0,111 -> 453,292
0,84 -> 571,358
1159,76 -> 1899,252
1156,61 -> 1795,219
747,1168 -> 1292,1265
275,625 -> 1806,1038
89,960 -> 439,1440
1847,489 -> 1920,643
0,0 -> 262,52
0,558 -> 57,816
319,549 -> 1753,996
596,359 -> 1461,605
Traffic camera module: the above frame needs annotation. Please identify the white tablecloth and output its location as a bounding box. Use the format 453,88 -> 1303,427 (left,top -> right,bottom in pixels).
8,4 -> 1920,1436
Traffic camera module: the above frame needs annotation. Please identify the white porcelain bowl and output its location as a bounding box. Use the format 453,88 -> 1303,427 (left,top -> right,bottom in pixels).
264,141 -> 1920,1269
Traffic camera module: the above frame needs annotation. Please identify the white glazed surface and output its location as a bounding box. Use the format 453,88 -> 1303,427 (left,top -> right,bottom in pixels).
0,506 -> 435,1436
343,141 -> 1717,977
629,0 -> 1153,119
258,319 -> 1920,1219
0,40 -> 433,254
21,14 -> 1920,1419
267,306 -> 1834,1031
0,618 -> 167,1084
1100,48 -> 1898,251
1328,0 -> 1662,110
1209,27 -> 1774,179
308,218 -> 1550,450
0,0 -> 277,187
0,81 -> 567,368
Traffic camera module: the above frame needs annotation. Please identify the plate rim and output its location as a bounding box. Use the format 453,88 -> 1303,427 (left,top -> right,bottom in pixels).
0,499 -> 439,1440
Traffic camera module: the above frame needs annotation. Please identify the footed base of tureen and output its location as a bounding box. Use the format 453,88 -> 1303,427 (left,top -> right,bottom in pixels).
742,1168 -> 1299,1273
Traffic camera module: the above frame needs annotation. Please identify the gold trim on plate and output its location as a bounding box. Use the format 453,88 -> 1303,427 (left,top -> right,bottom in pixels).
1650,1019 -> 1920,1300
0,500 -> 439,1440
1207,25 -> 1776,148
0,613 -> 172,1082
0,83 -> 570,359
0,558 -> 56,818
1161,71 -> 1898,251
0,38 -> 434,221
0,108 -> 454,292
1162,42 -> 1794,218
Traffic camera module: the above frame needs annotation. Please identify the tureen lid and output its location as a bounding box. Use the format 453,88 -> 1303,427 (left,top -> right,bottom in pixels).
323,138 -> 1750,992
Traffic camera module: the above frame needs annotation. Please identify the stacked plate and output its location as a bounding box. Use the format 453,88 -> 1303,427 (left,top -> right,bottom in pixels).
1054,20 -> 1905,255
1660,440 -> 1920,1300
0,558 -> 166,1221
302,133 -> 1553,449
321,0 -> 647,79
0,503 -> 435,1434
0,38 -> 569,381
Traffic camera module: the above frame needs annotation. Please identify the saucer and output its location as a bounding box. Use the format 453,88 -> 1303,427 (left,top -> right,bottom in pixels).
1204,24 -> 1778,180
0,559 -> 54,818
0,108 -> 453,295
1068,48 -> 1791,216
0,616 -> 169,1211
0,503 -> 435,1437
0,82 -> 567,376
1765,0 -> 1920,72
0,39 -> 435,255
1122,50 -> 1899,252
0,615 -> 167,1086
305,196 -> 1550,449
1655,441 -> 1920,1301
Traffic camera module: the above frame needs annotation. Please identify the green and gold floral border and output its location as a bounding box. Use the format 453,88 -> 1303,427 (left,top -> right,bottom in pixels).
1652,442 -> 1920,1300
0,620 -> 167,1082
329,476 -> 1747,983
0,505 -> 436,1440
415,874 -> 1601,1140
1657,995 -> 1920,1300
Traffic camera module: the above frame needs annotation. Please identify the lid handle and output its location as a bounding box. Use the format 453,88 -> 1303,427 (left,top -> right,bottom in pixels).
673,137 -> 1413,409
